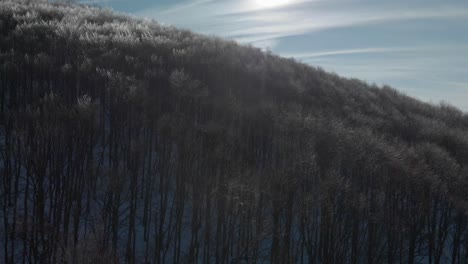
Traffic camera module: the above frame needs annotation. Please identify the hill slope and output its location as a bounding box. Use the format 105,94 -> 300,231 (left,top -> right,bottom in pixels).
1,0 -> 468,263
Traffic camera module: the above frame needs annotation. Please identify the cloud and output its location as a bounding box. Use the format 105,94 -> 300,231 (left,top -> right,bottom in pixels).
136,0 -> 468,46
282,47 -> 415,59
447,81 -> 468,90
284,45 -> 468,60
156,0 -> 215,15
132,0 -> 468,110
79,0 -> 127,4
251,38 -> 280,50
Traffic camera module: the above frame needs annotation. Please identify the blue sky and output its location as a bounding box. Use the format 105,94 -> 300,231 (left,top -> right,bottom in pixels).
81,0 -> 468,111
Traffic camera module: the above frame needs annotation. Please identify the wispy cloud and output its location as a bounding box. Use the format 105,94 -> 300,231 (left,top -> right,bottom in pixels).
284,47 -> 413,59
251,38 -> 280,50
226,8 -> 468,43
157,0 -> 215,15
283,45 -> 468,60
79,0 -> 128,5
137,0 -> 468,45
445,81 -> 468,90
132,0 -> 468,110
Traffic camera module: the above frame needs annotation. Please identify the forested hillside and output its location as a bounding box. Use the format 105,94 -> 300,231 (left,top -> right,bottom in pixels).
1,0 -> 468,263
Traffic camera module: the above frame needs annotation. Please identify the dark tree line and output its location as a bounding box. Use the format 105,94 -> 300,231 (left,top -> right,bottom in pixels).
1,0 -> 468,263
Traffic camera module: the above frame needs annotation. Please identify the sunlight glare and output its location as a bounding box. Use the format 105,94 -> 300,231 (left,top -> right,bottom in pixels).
253,0 -> 291,9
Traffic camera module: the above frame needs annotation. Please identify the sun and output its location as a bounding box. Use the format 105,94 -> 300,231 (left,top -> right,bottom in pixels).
253,0 -> 291,9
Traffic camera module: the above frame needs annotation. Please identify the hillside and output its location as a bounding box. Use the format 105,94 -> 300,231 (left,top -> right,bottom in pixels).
1,0 -> 468,263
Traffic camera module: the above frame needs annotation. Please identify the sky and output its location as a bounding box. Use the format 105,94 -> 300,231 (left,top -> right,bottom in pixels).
80,0 -> 468,111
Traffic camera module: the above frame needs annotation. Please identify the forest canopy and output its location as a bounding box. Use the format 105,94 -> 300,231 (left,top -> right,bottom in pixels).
1,0 -> 468,263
